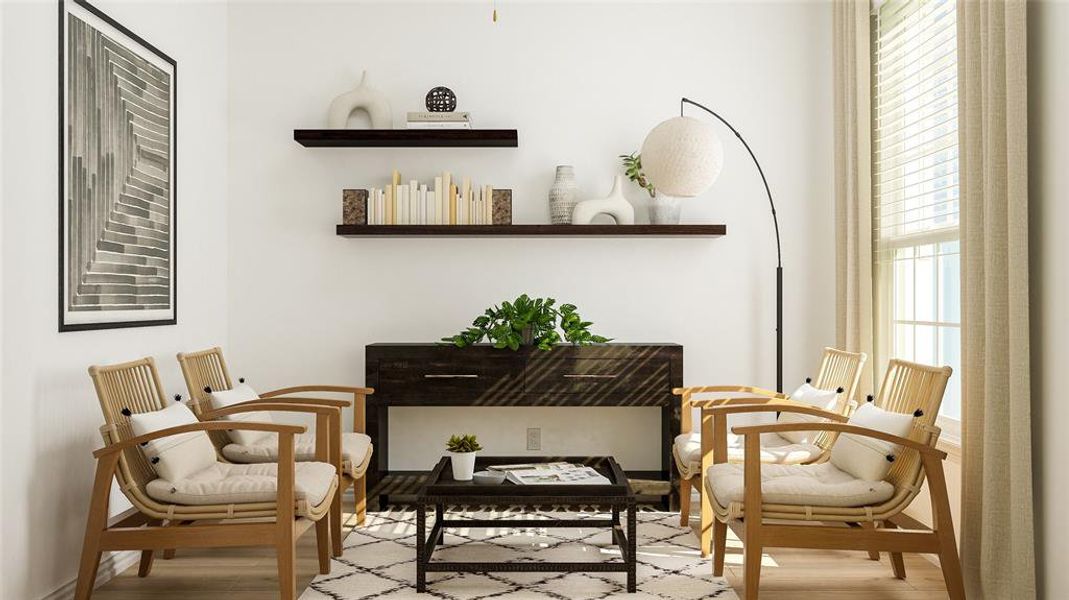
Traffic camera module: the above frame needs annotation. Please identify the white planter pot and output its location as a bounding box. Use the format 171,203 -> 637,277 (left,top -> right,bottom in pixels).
648,193 -> 682,225
448,451 -> 477,481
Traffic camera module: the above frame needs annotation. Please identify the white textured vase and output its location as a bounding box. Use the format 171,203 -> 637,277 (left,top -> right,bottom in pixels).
571,175 -> 635,225
327,70 -> 393,129
548,165 -> 578,224
448,451 -> 477,481
648,193 -> 682,225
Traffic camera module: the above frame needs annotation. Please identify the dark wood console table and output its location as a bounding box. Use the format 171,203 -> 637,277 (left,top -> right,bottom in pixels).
365,343 -> 683,508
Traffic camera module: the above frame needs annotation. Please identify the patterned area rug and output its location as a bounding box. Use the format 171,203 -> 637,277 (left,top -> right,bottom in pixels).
301,508 -> 737,599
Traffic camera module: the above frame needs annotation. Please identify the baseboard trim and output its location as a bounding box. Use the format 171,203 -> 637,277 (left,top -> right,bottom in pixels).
41,551 -> 140,600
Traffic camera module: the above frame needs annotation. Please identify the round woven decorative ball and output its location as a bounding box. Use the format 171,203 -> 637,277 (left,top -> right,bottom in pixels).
425,86 -> 457,112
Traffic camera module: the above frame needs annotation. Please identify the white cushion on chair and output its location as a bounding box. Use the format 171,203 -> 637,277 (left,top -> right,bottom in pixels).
208,383 -> 274,446
777,382 -> 841,444
222,432 -> 373,476
674,432 -> 823,472
830,402 -> 916,481
129,402 -> 218,483
705,461 -> 895,508
145,461 -> 337,507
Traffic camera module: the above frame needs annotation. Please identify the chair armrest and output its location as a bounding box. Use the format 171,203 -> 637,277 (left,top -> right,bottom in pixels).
730,422 -> 947,459
704,403 -> 850,422
689,396 -> 783,408
93,421 -> 305,458
216,396 -> 351,409
202,402 -> 341,420
260,385 -> 374,397
673,385 -> 787,399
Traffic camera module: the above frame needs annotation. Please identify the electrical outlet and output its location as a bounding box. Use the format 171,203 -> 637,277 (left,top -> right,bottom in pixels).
526,427 -> 541,451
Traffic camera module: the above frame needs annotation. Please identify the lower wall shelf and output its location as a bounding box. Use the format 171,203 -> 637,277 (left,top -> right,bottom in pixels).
336,224 -> 727,237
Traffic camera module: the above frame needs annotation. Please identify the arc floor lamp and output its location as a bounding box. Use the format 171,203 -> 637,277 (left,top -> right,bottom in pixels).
640,97 -> 784,392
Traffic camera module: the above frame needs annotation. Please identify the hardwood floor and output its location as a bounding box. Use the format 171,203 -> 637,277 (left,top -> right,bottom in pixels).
92,508 -> 949,599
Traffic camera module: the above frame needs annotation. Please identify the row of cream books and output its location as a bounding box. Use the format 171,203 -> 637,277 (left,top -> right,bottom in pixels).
368,170 -> 495,225
406,111 -> 472,130
486,462 -> 611,486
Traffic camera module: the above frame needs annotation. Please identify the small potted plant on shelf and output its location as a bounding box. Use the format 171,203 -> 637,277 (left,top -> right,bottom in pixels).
445,434 -> 482,481
620,151 -> 681,225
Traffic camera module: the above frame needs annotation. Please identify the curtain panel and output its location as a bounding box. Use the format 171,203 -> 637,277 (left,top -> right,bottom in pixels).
957,1 -> 1036,597
833,0 -> 876,397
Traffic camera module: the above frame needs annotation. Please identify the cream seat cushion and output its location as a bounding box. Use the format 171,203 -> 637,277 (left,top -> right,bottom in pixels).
704,461 -> 895,508
674,432 -> 823,473
222,432 -> 373,476
145,461 -> 336,508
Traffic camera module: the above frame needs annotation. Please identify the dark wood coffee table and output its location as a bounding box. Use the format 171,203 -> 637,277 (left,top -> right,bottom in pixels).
415,456 -> 637,593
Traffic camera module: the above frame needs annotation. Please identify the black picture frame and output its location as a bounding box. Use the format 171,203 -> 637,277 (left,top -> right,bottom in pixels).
58,0 -> 177,332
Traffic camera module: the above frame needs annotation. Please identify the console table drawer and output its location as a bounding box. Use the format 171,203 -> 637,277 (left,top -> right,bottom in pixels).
376,358 -> 524,399
524,358 -> 671,397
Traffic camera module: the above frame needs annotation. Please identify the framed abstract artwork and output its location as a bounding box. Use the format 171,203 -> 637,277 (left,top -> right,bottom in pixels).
59,0 -> 176,331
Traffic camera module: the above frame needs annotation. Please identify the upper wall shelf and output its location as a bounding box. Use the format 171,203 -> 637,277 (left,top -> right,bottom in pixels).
336,224 -> 727,237
293,129 -> 519,148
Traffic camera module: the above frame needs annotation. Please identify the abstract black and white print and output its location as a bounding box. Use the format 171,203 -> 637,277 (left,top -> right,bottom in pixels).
60,0 -> 176,331
302,509 -> 738,600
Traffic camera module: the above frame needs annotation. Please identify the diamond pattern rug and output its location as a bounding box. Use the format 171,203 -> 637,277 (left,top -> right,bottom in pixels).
301,508 -> 737,599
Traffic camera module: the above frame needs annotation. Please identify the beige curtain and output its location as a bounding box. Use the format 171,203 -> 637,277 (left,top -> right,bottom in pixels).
833,0 -> 876,397
957,1 -> 1035,598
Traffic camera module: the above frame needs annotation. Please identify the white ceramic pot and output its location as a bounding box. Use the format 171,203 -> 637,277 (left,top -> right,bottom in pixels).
571,175 -> 636,225
648,192 -> 682,224
448,451 -> 478,481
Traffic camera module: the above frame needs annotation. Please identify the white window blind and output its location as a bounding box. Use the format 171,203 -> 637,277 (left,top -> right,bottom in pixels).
873,0 -> 959,256
872,0 -> 962,434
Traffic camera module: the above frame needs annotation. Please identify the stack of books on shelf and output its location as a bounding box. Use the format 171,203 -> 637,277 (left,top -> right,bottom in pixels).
406,111 -> 472,129
367,170 -> 495,225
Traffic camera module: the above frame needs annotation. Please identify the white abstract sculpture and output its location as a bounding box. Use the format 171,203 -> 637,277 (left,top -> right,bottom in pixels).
571,175 -> 635,225
327,70 -> 393,129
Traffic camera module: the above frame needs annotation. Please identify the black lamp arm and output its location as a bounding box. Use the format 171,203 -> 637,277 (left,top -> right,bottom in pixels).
680,97 -> 782,269
681,97 -> 784,392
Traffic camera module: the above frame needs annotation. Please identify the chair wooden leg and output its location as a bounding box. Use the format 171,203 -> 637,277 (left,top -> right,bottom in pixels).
137,550 -> 155,578
331,479 -> 345,557
354,475 -> 367,527
883,520 -> 907,579
861,521 -> 881,560
712,518 -> 728,577
743,522 -> 762,600
679,477 -> 692,527
315,517 -> 331,575
699,476 -> 714,558
75,454 -> 118,600
924,457 -> 965,600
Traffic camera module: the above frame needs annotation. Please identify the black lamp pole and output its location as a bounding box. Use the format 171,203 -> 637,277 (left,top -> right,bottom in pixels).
681,97 -> 783,392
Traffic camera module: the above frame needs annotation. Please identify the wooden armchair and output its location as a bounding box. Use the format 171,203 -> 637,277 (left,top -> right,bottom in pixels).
177,347 -> 373,532
77,357 -> 341,600
672,347 -> 866,532
702,359 -> 963,599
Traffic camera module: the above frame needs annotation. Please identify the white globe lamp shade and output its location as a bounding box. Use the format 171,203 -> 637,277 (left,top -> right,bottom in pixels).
639,116 -> 724,198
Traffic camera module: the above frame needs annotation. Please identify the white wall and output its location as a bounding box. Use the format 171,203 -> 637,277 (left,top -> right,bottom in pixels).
226,0 -> 835,471
1029,2 -> 1069,597
0,1 -> 229,598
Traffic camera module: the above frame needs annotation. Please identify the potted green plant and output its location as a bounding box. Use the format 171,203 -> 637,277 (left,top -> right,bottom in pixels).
445,434 -> 482,481
442,294 -> 611,351
620,151 -> 681,225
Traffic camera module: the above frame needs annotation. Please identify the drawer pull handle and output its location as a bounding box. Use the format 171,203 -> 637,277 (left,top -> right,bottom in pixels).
424,374 -> 480,379
563,374 -> 619,379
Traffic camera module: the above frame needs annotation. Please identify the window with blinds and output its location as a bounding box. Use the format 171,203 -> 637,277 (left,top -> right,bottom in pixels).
872,0 -> 961,432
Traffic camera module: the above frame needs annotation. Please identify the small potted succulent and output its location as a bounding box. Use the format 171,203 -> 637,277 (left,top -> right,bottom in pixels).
445,434 -> 482,481
620,151 -> 681,224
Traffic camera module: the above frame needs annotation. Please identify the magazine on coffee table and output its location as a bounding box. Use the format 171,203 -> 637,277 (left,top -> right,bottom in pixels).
486,462 -> 611,485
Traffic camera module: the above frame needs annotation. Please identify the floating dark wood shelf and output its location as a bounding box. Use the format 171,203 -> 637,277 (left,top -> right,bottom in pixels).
294,129 -> 518,148
336,224 -> 727,237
